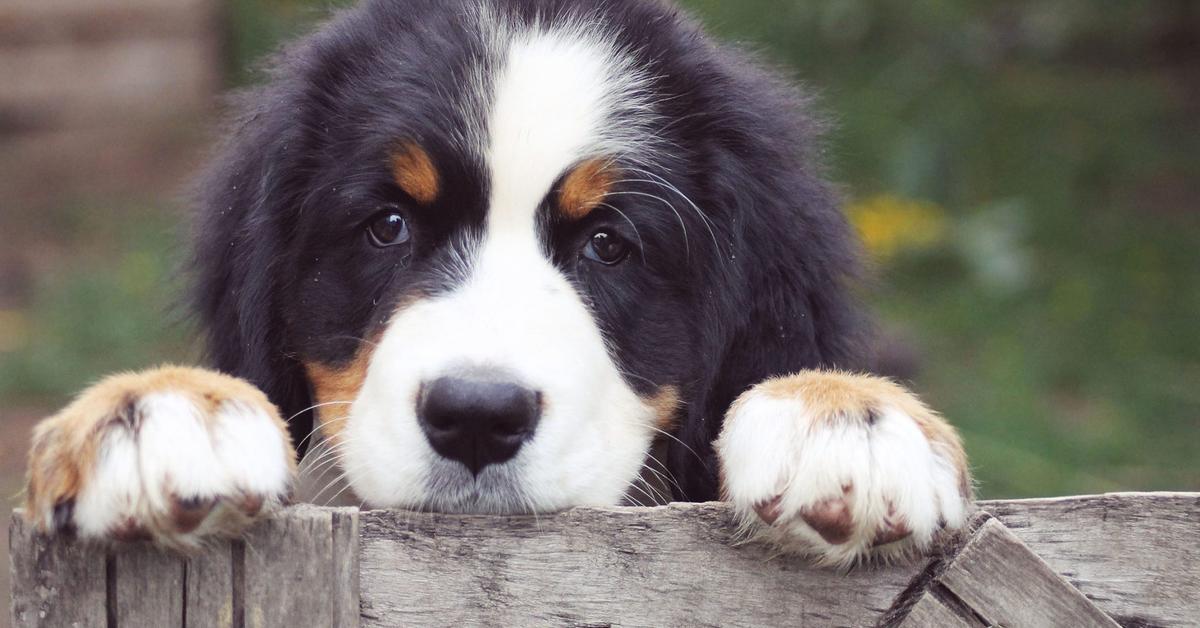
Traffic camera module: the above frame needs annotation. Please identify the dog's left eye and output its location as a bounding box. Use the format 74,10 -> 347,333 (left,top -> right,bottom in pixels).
583,230 -> 630,265
366,208 -> 411,248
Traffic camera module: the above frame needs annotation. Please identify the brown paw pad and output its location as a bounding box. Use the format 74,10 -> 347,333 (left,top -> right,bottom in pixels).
752,495 -> 783,525
799,497 -> 855,545
170,495 -> 217,533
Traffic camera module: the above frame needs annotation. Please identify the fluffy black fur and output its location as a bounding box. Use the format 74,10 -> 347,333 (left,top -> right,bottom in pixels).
191,0 -> 868,503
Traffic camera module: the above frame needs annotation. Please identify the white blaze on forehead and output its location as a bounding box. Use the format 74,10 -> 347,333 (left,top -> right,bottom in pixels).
484,22 -> 656,236
339,18 -> 663,513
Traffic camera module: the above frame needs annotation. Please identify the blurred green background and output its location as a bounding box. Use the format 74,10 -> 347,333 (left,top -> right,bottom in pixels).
2,0 -> 1198,499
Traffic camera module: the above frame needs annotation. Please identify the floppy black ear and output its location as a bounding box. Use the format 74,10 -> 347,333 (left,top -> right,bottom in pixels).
189,89 -> 316,458
664,56 -> 872,502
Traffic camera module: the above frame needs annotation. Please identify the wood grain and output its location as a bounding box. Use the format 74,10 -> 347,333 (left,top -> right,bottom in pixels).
900,593 -> 981,628
984,493 -> 1200,627
330,508 -> 361,628
927,517 -> 1118,627
358,504 -> 924,628
8,514 -> 106,628
113,545 -> 185,626
9,493 -> 1200,628
184,542 -> 236,628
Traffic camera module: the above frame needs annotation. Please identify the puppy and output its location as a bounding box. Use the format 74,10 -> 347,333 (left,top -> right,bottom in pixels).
23,0 -> 971,567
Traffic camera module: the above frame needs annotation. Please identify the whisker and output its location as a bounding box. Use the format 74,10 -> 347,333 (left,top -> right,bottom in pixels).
606,190 -> 690,260
594,201 -> 645,261
294,415 -> 354,468
639,422 -> 707,470
293,409 -> 354,453
287,400 -> 354,424
325,335 -> 381,349
622,167 -> 723,256
641,454 -> 685,498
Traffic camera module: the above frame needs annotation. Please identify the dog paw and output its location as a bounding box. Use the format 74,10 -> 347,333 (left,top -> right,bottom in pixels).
23,367 -> 296,551
715,371 -> 972,567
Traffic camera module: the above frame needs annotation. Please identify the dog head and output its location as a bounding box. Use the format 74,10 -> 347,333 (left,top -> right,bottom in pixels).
192,0 -> 865,512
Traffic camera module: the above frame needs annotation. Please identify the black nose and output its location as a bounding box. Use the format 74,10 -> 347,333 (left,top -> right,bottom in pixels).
417,374 -> 542,475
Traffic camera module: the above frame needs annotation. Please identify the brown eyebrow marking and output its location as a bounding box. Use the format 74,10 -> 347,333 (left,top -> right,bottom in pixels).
389,142 -> 440,205
557,158 -> 616,221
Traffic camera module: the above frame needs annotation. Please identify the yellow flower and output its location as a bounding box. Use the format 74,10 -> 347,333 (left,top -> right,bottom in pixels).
847,194 -> 948,261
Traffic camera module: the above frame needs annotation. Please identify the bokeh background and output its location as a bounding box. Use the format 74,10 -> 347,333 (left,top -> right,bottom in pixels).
2,0 -> 1198,613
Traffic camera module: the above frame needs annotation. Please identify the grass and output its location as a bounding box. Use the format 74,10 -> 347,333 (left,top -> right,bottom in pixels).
0,204 -> 198,407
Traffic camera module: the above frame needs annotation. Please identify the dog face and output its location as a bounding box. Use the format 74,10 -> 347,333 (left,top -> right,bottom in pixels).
193,0 -> 865,511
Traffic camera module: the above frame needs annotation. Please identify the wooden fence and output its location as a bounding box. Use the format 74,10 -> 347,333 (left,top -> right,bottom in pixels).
9,492 -> 1199,627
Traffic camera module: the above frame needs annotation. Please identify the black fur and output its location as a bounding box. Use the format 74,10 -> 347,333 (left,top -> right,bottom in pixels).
191,0 -> 868,503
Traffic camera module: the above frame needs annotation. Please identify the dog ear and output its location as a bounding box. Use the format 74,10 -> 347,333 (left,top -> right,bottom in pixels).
666,117 -> 872,502
189,90 -> 316,458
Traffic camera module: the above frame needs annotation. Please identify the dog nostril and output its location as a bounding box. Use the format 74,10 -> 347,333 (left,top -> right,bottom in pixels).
417,373 -> 542,475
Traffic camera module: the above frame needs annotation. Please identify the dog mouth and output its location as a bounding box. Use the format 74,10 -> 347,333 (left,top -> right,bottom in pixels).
417,458 -> 552,514
296,453 -> 543,513
298,434 -> 665,514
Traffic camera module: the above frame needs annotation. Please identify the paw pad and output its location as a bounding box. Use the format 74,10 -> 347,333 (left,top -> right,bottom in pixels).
799,496 -> 854,545
169,496 -> 217,533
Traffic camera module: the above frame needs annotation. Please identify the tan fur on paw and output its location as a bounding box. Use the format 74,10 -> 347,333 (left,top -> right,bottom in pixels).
717,370 -> 974,567
24,366 -> 296,550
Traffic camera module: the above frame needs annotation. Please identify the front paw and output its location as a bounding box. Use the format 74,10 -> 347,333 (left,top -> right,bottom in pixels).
24,366 -> 296,550
715,371 -> 972,567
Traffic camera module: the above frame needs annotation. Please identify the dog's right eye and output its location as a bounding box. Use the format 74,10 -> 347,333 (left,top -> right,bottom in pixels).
366,208 -> 411,248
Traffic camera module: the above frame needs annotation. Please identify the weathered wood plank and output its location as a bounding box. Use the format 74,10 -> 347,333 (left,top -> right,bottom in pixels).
9,514 -> 107,628
113,545 -> 185,626
242,505 -> 334,628
358,503 -> 923,628
984,493 -> 1200,627
900,593 -> 980,628
9,493 -> 1200,627
184,541 -> 235,628
330,508 -> 362,628
933,517 -> 1118,627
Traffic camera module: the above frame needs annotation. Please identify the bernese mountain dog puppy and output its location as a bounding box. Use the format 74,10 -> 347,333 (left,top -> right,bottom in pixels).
23,0 -> 972,567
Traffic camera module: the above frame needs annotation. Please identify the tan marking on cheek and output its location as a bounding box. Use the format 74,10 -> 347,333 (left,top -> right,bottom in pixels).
304,349 -> 375,445
645,385 -> 681,431
558,158 -> 615,221
390,142 -> 439,204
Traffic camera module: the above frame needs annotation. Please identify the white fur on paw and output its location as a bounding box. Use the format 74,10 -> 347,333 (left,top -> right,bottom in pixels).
716,393 -> 968,567
67,393 -> 292,549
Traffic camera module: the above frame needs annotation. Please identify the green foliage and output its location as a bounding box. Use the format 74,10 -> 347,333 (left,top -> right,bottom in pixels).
0,206 -> 198,405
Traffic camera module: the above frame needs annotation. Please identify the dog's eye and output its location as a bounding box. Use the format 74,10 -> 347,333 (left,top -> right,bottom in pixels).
583,230 -> 630,265
366,209 -> 411,248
